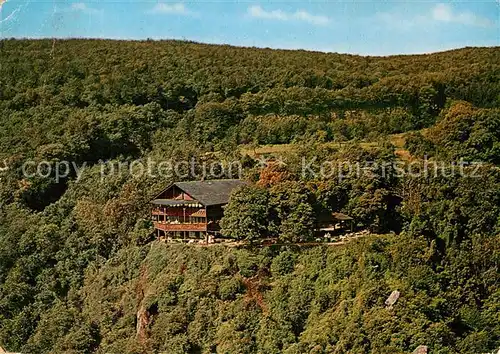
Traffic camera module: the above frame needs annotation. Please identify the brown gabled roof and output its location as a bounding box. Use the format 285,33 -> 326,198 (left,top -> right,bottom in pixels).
153,179 -> 247,207
175,179 -> 247,206
332,212 -> 354,221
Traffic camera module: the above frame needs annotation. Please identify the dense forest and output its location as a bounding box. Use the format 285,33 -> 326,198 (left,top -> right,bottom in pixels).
0,39 -> 499,353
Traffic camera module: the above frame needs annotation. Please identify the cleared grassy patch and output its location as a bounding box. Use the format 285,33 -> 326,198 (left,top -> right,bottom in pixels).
241,131 -> 414,160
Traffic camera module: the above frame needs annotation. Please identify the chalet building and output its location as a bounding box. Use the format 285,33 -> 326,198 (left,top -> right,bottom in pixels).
151,179 -> 246,242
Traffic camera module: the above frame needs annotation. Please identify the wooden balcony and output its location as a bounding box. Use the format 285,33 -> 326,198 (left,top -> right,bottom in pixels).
154,222 -> 207,232
152,208 -> 206,217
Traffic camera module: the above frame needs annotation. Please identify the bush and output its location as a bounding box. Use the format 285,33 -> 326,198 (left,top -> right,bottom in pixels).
271,251 -> 297,276
218,276 -> 245,300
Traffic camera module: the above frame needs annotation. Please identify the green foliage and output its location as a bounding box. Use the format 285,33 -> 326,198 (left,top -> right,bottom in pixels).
270,251 -> 297,276
218,276 -> 245,300
269,181 -> 316,242
220,185 -> 270,241
406,102 -> 500,163
405,132 -> 436,157
58,235 -> 498,354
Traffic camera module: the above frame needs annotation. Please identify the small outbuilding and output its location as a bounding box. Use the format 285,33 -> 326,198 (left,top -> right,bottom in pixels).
318,212 -> 355,235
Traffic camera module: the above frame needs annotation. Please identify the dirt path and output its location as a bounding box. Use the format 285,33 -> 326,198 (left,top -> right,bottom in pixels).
160,232 -> 371,248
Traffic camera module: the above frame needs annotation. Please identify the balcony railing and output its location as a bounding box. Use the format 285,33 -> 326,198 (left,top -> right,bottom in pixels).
154,222 -> 207,232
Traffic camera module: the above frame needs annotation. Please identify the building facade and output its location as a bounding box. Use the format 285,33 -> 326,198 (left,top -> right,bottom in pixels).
151,179 -> 246,242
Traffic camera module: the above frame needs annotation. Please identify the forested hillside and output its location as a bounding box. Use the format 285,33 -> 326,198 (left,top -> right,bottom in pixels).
0,40 -> 499,353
